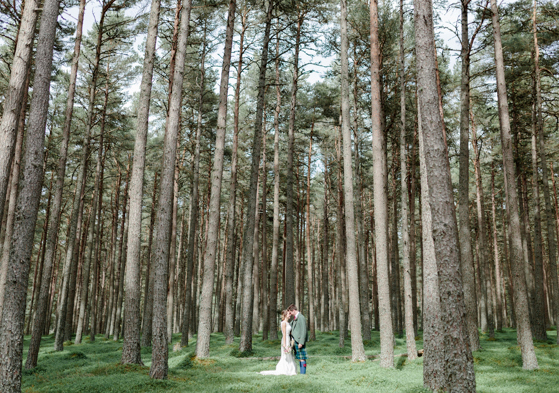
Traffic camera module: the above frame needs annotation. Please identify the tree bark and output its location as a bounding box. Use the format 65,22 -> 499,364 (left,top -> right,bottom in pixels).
150,0 -> 192,379
490,0 -> 539,369
472,119 -> 495,338
0,0 -> 59,387
196,0 -> 236,358
530,74 -> 547,340
122,0 -> 161,364
239,0 -> 274,353
533,0 -> 559,339
305,124 -> 315,341
398,0 -> 417,360
370,0 -> 394,368
340,0 -> 366,361
284,7 -> 304,310
418,102 -> 446,391
0,0 -> 39,230
458,0 -> 480,352
223,7 -> 247,344
415,0 -> 476,388
268,21 -> 281,341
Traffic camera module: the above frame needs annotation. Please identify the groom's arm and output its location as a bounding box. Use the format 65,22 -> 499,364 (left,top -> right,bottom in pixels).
292,315 -> 308,346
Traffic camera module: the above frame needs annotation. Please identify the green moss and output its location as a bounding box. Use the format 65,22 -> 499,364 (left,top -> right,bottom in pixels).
20,328 -> 558,392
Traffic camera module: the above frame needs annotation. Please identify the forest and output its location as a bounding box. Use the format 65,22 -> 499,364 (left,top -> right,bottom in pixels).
0,0 -> 558,391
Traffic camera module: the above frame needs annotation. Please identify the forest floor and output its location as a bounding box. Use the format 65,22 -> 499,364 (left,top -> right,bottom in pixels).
21,328 -> 558,392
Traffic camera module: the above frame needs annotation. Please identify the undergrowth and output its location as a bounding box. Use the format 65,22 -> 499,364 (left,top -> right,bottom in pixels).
20,328 -> 557,392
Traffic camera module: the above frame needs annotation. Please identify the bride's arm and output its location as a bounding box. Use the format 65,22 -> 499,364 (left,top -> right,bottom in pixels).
281,321 -> 287,350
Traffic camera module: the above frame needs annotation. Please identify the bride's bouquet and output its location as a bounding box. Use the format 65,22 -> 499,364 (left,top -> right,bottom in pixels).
282,340 -> 294,354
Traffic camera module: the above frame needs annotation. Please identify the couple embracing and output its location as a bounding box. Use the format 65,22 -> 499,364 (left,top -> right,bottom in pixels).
260,304 -> 308,376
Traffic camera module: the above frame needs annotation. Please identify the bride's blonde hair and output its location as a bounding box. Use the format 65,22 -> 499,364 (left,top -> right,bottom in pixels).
281,310 -> 288,321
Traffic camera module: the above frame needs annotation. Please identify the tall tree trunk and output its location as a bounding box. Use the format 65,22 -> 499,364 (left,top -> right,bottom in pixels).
418,102 -> 446,391
141,172 -> 158,346
196,0 -> 236,358
239,0 -> 274,353
26,0 -> 86,366
352,54 -> 371,342
224,7 -> 247,345
370,0 -> 394,368
491,165 -> 504,331
530,75 -> 547,341
458,0 -> 480,352
284,8 -> 304,309
166,153 -> 179,341
262,121 -> 270,340
398,0 -> 417,360
0,0 -> 59,387
533,0 -> 559,340
415,0 -> 476,388
490,0 -> 538,370
54,0 -> 116,351
340,0 -> 366,361
268,21 -> 281,341
122,0 -> 161,364
336,132 -> 346,347
150,0 -> 193,378
180,20 -> 205,348
0,0 -> 39,230
472,120 -> 495,338
305,124 -> 315,342
321,160 -> 330,333
0,75 -> 28,327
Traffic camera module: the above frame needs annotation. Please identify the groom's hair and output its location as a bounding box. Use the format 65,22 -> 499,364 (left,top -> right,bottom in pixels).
287,304 -> 297,312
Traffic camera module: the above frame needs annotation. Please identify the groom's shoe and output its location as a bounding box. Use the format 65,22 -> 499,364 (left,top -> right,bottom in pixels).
300,361 -> 306,375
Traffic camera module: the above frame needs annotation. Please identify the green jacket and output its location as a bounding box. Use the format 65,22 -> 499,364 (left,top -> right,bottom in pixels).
290,312 -> 309,346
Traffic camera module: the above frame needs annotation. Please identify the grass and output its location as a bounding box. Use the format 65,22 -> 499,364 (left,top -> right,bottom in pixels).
21,328 -> 558,392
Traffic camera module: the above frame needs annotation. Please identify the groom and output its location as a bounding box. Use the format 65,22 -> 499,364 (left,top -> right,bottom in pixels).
287,304 -> 308,375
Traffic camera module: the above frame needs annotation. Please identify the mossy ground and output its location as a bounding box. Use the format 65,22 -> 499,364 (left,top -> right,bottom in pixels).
21,328 -> 558,392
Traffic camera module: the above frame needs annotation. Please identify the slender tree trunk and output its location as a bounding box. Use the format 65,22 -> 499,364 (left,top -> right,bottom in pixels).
491,165 -> 504,331
0,0 -> 59,386
533,0 -> 559,339
530,75 -> 547,341
224,7 -> 248,344
150,0 -> 193,378
284,8 -> 304,310
141,172 -> 158,346
24,0 -> 84,357
180,23 -> 205,348
352,54 -> 371,342
490,0 -> 538,369
54,0 -> 116,351
340,0 -> 365,360
0,77 -> 27,327
262,122 -> 270,340
321,160 -> 330,333
196,0 -> 236,358
268,22 -> 281,341
415,0 -> 476,388
398,0 -> 417,360
336,132 -> 347,347
472,120 -> 495,338
239,0 -> 274,353
305,124 -> 315,342
0,0 -> 39,230
370,0 -> 394,368
122,0 -> 161,364
458,0 -> 480,352
166,155 -> 179,341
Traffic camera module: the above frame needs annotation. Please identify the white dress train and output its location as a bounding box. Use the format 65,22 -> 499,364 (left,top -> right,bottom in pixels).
259,320 -> 297,376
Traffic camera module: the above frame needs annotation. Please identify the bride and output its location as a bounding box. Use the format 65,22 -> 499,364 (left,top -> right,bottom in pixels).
260,310 -> 296,376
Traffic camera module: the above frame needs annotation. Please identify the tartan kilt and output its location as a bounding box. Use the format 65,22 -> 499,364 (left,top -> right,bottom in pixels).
293,342 -> 308,361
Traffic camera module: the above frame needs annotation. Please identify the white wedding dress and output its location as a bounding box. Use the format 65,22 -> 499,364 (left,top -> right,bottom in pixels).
260,320 -> 297,376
